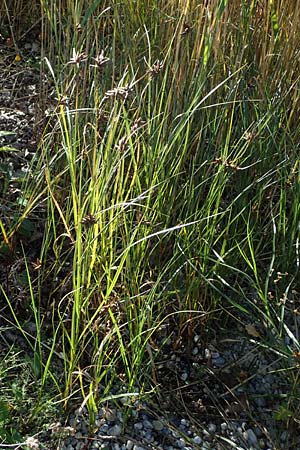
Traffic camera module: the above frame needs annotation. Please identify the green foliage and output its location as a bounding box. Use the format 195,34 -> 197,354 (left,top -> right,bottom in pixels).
0,350 -> 61,444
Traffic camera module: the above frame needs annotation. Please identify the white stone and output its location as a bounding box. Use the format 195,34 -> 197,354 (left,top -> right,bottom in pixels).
126,441 -> 134,450
193,435 -> 203,444
220,422 -> 227,431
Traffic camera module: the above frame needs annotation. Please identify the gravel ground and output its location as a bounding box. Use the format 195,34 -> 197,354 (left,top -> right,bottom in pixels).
55,319 -> 299,450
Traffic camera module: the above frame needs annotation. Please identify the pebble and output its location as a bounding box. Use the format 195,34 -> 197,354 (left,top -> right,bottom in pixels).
144,431 -> 153,443
181,418 -> 189,426
243,428 -> 258,445
108,424 -> 122,436
181,372 -> 188,381
201,443 -> 211,449
126,441 -> 134,450
204,348 -> 211,359
152,420 -> 164,431
207,423 -> 217,433
134,422 -> 143,431
100,423 -> 109,433
193,435 -> 203,444
106,409 -> 117,422
220,422 -> 227,431
213,356 -> 226,366
176,438 -> 186,448
143,419 -> 153,429
259,438 -> 266,448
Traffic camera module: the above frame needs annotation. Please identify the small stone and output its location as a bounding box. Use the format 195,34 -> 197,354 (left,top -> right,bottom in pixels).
126,440 -> 134,450
143,419 -> 153,429
201,442 -> 211,449
220,422 -> 227,431
144,432 -> 154,443
181,372 -> 188,381
243,429 -> 258,446
192,347 -> 199,355
108,424 -> 122,437
106,409 -> 117,422
193,435 -> 203,444
194,334 -> 200,343
152,420 -> 164,431
205,348 -> 211,359
208,423 -> 217,433
213,356 -> 225,366
28,104 -> 35,115
100,423 -> 109,433
177,438 -> 187,448
181,418 -> 189,427
211,351 -> 220,359
134,422 -> 143,430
